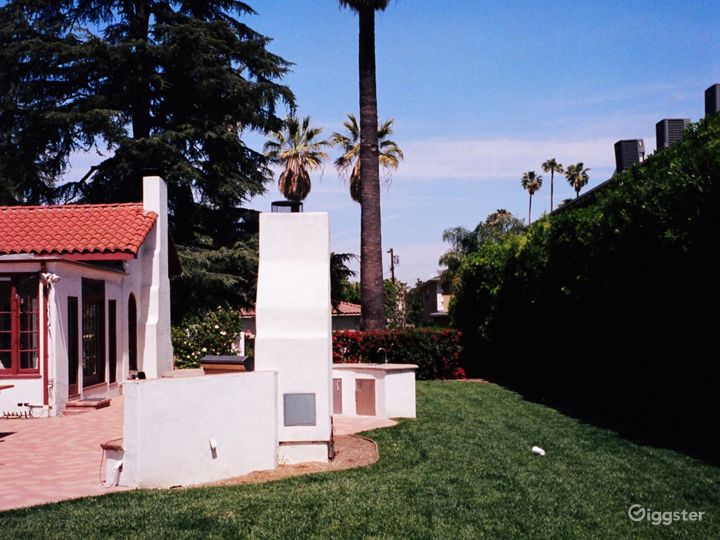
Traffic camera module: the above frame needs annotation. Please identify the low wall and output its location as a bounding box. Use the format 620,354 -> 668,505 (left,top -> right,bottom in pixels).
332,364 -> 417,419
121,372 -> 277,488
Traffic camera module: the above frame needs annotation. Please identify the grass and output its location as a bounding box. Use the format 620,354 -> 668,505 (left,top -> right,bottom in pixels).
1,382 -> 718,539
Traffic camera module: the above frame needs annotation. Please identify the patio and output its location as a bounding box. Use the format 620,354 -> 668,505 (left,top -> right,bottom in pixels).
0,396 -> 395,511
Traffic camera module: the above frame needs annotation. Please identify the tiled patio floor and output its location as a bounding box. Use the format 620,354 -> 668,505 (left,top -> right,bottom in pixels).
0,397 -> 127,512
0,397 -> 396,512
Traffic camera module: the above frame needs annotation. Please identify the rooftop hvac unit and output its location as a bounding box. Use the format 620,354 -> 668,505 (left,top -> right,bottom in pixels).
614,139 -> 645,174
705,84 -> 720,116
656,119 -> 690,150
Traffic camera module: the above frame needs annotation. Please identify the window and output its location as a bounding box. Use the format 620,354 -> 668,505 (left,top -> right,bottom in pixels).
0,275 -> 40,376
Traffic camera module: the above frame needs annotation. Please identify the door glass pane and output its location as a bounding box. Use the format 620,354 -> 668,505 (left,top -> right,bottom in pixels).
0,350 -> 10,369
21,350 -> 38,370
0,281 -> 10,311
0,313 -> 11,332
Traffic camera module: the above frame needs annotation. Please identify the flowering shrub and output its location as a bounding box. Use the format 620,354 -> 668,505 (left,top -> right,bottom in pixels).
333,329 -> 465,380
172,306 -> 251,369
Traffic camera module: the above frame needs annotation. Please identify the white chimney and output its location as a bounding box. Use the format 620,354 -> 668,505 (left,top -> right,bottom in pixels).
141,175 -> 173,377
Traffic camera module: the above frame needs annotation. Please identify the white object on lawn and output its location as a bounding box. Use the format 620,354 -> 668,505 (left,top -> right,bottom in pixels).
532,446 -> 546,456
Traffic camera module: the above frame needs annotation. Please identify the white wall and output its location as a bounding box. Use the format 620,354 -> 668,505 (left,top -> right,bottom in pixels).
254,213 -> 332,460
121,372 -> 278,488
139,176 -> 173,379
332,365 -> 417,419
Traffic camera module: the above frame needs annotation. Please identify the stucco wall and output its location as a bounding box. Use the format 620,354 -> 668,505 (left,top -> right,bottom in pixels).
332,365 -> 417,419
254,213 -> 332,456
121,372 -> 278,488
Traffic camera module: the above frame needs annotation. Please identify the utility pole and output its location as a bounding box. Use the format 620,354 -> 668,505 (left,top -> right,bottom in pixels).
387,248 -> 398,283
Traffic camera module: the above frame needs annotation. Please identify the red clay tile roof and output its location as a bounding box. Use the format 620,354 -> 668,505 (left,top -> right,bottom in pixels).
239,301 -> 362,318
0,202 -> 157,257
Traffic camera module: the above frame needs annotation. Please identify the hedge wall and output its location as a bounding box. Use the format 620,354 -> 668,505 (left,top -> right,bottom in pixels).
333,329 -> 465,380
452,114 -> 720,460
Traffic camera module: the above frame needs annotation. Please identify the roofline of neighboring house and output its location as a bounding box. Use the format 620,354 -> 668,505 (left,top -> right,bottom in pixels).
551,155 -> 658,216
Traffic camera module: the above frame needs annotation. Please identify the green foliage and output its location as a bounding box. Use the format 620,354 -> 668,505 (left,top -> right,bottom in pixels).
439,209 -> 525,291
264,115 -> 330,202
452,115 -> 720,459
0,1 -> 295,320
383,279 -> 409,328
330,113 -> 403,203
333,329 -> 465,380
330,253 -> 357,309
172,306 -> 248,369
4,383 -> 720,538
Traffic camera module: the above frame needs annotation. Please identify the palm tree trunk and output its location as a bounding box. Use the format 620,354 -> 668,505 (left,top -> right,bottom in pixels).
528,194 -> 532,224
550,171 -> 554,212
358,6 -> 386,330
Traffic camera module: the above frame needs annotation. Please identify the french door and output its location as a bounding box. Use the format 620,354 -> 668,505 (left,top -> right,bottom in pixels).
0,275 -> 40,376
82,279 -> 105,387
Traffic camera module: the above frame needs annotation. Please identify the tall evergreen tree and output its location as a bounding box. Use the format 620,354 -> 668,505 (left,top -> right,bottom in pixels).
0,1 -> 294,320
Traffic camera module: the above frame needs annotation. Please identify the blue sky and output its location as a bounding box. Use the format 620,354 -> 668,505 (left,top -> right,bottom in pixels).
71,1 -> 720,284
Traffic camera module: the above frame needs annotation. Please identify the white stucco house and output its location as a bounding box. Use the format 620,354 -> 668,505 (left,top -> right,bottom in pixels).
0,176 -> 173,417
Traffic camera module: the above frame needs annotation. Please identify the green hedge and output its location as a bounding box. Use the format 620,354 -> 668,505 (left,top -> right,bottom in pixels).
452,114 -> 720,459
333,329 -> 465,380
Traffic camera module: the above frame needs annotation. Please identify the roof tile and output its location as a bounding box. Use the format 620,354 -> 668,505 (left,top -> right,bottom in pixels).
0,203 -> 157,257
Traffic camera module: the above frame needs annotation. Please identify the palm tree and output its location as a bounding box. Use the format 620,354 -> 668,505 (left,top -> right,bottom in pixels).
339,0 -> 391,330
565,162 -> 591,198
521,171 -> 543,224
439,209 -> 525,290
331,113 -> 403,203
263,115 -> 329,202
541,158 -> 563,212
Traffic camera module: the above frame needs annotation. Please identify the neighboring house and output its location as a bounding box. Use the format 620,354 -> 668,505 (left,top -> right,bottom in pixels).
0,176 -> 174,416
239,301 -> 362,334
415,277 -> 452,326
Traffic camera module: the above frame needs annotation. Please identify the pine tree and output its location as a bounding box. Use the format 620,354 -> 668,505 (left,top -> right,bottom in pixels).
0,1 -> 295,320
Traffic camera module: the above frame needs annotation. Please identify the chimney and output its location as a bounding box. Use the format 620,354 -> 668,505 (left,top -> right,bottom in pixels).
614,139 -> 645,174
656,119 -> 690,151
705,84 -> 720,117
141,175 -> 173,378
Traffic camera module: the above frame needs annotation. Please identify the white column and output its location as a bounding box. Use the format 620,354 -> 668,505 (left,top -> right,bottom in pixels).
140,176 -> 173,378
254,212 -> 332,463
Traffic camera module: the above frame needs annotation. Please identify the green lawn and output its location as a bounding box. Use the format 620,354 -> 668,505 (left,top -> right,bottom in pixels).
2,382 -> 718,539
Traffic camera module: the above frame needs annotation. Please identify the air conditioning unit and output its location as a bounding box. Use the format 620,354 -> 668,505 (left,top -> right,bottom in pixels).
614,139 -> 645,174
656,119 -> 690,150
705,84 -> 720,117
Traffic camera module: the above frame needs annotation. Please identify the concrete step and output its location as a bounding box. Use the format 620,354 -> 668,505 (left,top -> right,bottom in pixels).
65,397 -> 112,414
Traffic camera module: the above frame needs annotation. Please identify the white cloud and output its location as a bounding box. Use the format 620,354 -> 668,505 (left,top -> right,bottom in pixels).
395,136 -> 629,180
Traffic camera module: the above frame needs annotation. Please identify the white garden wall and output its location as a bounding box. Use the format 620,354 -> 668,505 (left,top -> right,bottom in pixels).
121,372 -> 277,488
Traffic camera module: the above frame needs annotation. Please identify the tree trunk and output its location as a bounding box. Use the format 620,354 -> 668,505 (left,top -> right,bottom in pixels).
358,6 -> 386,330
550,171 -> 554,212
528,194 -> 532,224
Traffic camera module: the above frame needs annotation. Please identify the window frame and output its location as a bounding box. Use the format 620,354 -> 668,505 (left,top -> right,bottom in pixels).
0,274 -> 41,378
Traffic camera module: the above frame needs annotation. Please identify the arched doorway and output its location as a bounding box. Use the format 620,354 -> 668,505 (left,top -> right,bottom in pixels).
128,294 -> 138,372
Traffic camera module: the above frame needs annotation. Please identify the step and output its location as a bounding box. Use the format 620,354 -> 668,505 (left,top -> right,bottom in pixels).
65,397 -> 112,413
